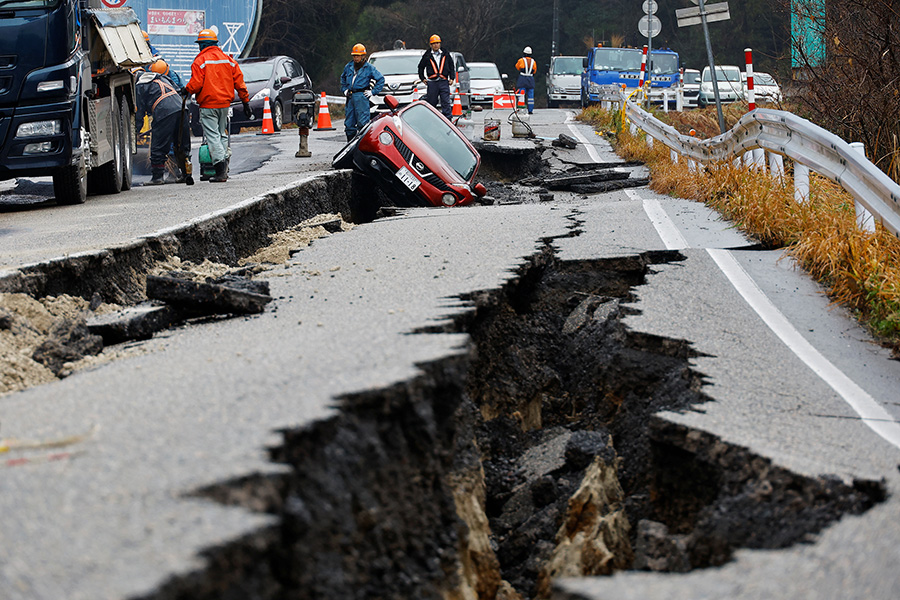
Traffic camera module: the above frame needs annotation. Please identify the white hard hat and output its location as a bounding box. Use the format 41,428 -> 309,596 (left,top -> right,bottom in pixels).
523,46 -> 532,55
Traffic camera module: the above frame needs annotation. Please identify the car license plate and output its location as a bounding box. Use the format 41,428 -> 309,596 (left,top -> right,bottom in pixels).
395,166 -> 420,191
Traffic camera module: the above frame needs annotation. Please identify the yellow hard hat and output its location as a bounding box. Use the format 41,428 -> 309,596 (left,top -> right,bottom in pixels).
142,30 -> 150,43
429,34 -> 441,44
196,29 -> 217,43
351,43 -> 367,56
149,60 -> 169,75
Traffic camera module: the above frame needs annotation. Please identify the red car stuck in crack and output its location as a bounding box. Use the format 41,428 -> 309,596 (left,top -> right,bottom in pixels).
332,95 -> 487,207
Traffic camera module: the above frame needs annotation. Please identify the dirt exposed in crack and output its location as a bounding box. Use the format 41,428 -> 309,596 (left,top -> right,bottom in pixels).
135,248 -> 885,600
0,213 -> 351,397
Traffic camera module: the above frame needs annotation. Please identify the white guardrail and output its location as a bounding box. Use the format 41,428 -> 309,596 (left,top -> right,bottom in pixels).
618,94 -> 900,236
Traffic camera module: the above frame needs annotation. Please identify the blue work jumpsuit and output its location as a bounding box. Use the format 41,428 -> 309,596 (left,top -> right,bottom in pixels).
340,61 -> 385,140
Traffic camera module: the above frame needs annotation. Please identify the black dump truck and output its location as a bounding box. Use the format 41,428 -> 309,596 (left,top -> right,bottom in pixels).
0,0 -> 152,204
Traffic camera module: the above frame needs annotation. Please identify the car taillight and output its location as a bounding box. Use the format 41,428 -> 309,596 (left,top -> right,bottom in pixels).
441,193 -> 456,206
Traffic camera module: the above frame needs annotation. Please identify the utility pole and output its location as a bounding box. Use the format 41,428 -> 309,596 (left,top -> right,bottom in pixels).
551,0 -> 559,56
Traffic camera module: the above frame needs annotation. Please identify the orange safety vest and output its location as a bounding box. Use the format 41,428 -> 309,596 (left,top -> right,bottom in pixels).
516,57 -> 535,76
428,54 -> 448,80
151,78 -> 179,113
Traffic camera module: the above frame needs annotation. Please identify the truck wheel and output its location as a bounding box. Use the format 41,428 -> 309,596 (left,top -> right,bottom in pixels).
90,97 -> 124,194
119,96 -> 133,191
53,153 -> 88,205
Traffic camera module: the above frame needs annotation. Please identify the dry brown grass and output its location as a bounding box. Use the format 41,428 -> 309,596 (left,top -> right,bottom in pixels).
579,105 -> 900,350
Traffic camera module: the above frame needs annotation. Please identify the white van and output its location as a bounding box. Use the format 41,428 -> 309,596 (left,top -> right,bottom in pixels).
698,65 -> 743,106
368,49 -> 471,110
546,55 -> 583,107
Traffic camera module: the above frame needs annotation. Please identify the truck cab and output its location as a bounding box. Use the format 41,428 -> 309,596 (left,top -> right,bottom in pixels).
0,0 -> 148,204
546,55 -> 583,108
580,45 -> 680,106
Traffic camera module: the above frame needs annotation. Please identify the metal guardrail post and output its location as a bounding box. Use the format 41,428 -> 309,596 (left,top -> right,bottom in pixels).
769,153 -> 785,182
795,164 -> 810,203
850,142 -> 876,232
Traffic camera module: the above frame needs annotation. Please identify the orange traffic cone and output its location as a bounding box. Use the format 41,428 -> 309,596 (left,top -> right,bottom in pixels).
314,92 -> 335,131
257,96 -> 277,135
451,92 -> 462,116
412,87 -> 420,102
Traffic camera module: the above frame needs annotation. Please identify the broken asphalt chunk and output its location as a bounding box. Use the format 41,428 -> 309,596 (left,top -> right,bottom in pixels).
87,303 -> 179,344
146,274 -> 273,316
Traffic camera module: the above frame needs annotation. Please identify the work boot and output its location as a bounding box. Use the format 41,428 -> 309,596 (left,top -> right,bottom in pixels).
209,161 -> 228,183
146,166 -> 165,185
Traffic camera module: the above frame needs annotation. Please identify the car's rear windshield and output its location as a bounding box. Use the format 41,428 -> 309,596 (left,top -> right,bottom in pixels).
400,104 -> 477,180
552,57 -> 582,75
470,64 -> 500,80
239,62 -> 275,83
368,54 -> 420,76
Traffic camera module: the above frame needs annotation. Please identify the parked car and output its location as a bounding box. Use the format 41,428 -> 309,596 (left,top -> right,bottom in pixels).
189,55 -> 313,136
546,55 -> 583,108
681,68 -> 700,108
742,71 -> 783,104
368,49 -> 471,111
332,95 -> 487,207
698,65 -> 743,107
468,62 -> 506,108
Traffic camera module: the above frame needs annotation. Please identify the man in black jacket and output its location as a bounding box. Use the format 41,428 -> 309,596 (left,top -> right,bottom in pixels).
136,60 -> 191,185
417,34 -> 455,118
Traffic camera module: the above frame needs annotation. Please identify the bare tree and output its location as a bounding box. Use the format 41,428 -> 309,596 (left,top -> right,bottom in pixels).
789,0 -> 900,182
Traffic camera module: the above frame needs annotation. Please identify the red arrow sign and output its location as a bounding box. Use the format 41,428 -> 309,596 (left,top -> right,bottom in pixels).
492,93 -> 514,109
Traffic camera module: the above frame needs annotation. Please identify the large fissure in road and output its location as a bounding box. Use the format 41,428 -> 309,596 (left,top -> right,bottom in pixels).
139,248 -> 884,600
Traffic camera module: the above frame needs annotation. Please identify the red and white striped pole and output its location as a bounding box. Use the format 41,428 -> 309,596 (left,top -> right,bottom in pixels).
744,47 -> 755,111
638,45 -> 648,87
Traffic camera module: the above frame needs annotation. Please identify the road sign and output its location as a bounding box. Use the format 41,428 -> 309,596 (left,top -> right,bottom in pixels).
676,2 -> 730,27
642,0 -> 657,14
638,15 -> 662,38
492,93 -> 515,110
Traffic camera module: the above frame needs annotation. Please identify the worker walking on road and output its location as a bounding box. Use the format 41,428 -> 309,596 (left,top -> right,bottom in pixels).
136,60 -> 190,185
340,44 -> 385,141
515,46 -> 537,115
418,34 -> 455,119
181,28 -> 252,183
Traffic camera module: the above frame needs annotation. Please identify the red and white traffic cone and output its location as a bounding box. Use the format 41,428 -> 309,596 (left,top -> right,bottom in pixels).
314,91 -> 335,131
257,96 -> 277,135
516,89 -> 526,112
451,92 -> 463,116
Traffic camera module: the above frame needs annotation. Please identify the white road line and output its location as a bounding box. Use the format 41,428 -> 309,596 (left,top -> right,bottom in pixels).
629,189 -> 689,250
564,113 -> 601,163
707,248 -> 900,450
630,185 -> 900,450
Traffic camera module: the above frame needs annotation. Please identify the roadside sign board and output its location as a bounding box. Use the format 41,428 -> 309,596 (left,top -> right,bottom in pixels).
676,2 -> 730,27
642,0 -> 657,14
638,14 -> 662,38
115,0 -> 262,81
493,93 -> 515,110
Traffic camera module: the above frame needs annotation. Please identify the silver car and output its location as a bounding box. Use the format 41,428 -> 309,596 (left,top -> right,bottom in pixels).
698,65 -> 743,107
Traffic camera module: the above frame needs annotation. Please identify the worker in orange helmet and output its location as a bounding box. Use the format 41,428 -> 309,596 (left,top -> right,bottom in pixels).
340,43 -> 385,141
136,60 -> 191,185
181,28 -> 251,183
417,34 -> 455,118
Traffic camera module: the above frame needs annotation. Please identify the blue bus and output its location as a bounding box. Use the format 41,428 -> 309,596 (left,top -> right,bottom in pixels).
580,46 -> 680,106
